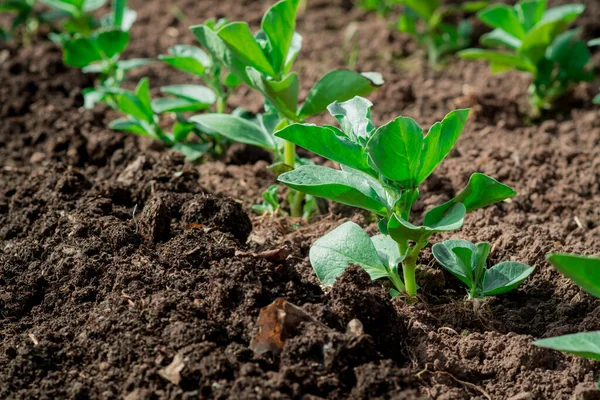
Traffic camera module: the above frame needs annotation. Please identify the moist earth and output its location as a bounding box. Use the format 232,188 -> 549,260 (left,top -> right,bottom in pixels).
1,0 -> 600,399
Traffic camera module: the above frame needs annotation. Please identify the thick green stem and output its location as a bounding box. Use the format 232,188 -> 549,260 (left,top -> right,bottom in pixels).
216,97 -> 226,114
401,241 -> 426,298
283,140 -> 304,217
284,140 -> 295,167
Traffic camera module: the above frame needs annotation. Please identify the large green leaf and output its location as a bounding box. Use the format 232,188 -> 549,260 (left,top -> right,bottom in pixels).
426,173 -> 516,219
546,253 -> 600,298
309,221 -> 391,285
190,114 -> 276,151
416,109 -> 469,184
534,332 -> 600,360
388,203 -> 466,245
480,28 -> 522,50
477,4 -> 526,39
275,124 -> 375,175
367,116 -> 423,188
217,22 -> 276,77
247,68 -> 299,119
278,165 -> 390,215
298,70 -> 383,118
159,45 -> 211,76
261,0 -> 299,75
62,37 -> 102,67
95,28 -> 130,59
483,261 -> 535,295
327,96 -> 376,144
160,84 -> 216,104
458,49 -> 536,73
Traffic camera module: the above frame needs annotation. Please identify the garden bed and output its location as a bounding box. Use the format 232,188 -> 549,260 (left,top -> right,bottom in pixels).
1,0 -> 599,398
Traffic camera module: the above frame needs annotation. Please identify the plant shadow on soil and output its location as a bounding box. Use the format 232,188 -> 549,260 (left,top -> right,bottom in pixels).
1,0 -> 600,399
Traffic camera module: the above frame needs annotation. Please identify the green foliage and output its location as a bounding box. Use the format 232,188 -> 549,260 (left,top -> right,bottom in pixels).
396,0 -> 487,65
432,239 -> 534,299
459,0 -> 594,111
188,0 -> 382,217
277,97 -> 515,298
41,0 -> 107,37
589,38 -> 600,104
533,253 -> 600,387
252,185 -> 281,215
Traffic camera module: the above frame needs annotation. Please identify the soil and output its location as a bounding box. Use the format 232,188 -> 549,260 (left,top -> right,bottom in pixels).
1,0 -> 600,399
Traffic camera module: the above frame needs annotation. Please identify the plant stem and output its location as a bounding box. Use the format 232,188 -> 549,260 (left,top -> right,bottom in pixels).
284,140 -> 295,167
401,241 -> 426,298
113,0 -> 127,28
216,97 -> 226,114
284,140 -> 303,218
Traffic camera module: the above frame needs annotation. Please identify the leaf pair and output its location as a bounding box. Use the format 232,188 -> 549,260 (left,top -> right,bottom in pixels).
432,239 -> 535,298
533,253 -> 600,381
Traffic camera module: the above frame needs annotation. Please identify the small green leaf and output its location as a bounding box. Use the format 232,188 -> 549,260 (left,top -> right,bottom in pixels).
160,84 -> 217,104
367,116 -> 423,187
159,45 -> 211,76
416,109 -> 469,184
40,0 -> 80,16
275,123 -> 375,175
388,203 -> 465,245
190,114 -> 277,151
477,4 -> 526,39
515,0 -> 546,31
261,0 -> 300,74
171,142 -> 211,162
62,37 -> 102,68
247,68 -> 299,119
152,98 -> 212,114
109,117 -> 153,136
483,261 -> 535,295
480,29 -> 522,49
371,234 -> 406,269
458,49 -> 536,73
95,28 -> 129,58
327,96 -> 376,144
298,70 -> 383,118
217,21 -> 276,76
432,239 -> 477,288
117,58 -> 152,71
309,221 -> 391,285
546,253 -> 600,297
278,165 -> 390,215
589,38 -> 600,47
135,78 -> 153,120
398,0 -> 439,21
427,173 -> 516,218
534,332 -> 600,360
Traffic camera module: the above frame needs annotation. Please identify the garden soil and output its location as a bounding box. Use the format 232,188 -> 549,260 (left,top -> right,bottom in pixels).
1,0 -> 600,399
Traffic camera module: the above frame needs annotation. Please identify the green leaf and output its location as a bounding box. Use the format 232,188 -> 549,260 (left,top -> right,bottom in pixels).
160,84 -> 217,104
261,0 -> 299,75
546,253 -> 600,298
247,68 -> 299,119
190,24 -> 251,84
427,173 -> 516,218
309,221 -> 391,285
109,118 -> 153,136
278,165 -> 390,215
62,37 -> 102,68
135,78 -> 153,120
152,98 -> 212,114
416,109 -> 469,184
515,0 -> 546,31
298,70 -> 383,118
82,0 -> 105,12
388,203 -> 466,245
327,96 -> 376,144
40,0 -> 80,16
480,29 -> 522,50
284,32 -> 302,74
534,332 -> 600,360
275,123 -> 375,175
483,261 -> 535,295
589,38 -> 600,47
117,58 -> 151,71
171,142 -> 211,162
190,114 -> 277,151
95,28 -> 130,58
159,45 -> 211,76
540,4 -> 584,25
217,22 -> 276,76
398,0 -> 439,21
458,49 -> 536,73
477,4 -> 526,39
82,87 -> 106,109
371,234 -> 406,269
367,116 -> 423,188
432,239 -> 478,288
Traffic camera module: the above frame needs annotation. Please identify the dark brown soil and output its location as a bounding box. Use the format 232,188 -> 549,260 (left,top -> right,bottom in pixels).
1,0 -> 600,399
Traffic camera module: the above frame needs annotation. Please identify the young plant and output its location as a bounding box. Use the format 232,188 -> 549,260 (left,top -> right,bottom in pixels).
41,0 -> 107,37
109,78 -> 211,162
188,0 -> 382,217
533,253 -> 600,387
589,38 -> 600,104
160,18 -> 240,114
396,0 -> 488,65
252,185 -> 281,216
459,0 -> 594,112
59,1 -> 150,109
276,96 -> 516,298
432,239 -> 535,299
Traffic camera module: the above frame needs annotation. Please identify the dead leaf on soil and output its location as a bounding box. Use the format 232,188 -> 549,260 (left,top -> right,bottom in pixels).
250,298 -> 322,356
158,353 -> 185,385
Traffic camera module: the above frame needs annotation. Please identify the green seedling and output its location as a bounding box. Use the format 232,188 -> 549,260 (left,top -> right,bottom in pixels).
252,185 -> 281,216
188,0 -> 382,217
396,0 -> 488,65
160,18 -> 240,114
59,1 -> 150,109
276,96 -> 515,298
533,253 -> 600,388
41,0 -> 107,37
590,38 -> 600,104
0,0 -> 65,43
432,239 -> 535,299
109,78 -> 211,162
459,0 -> 594,113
